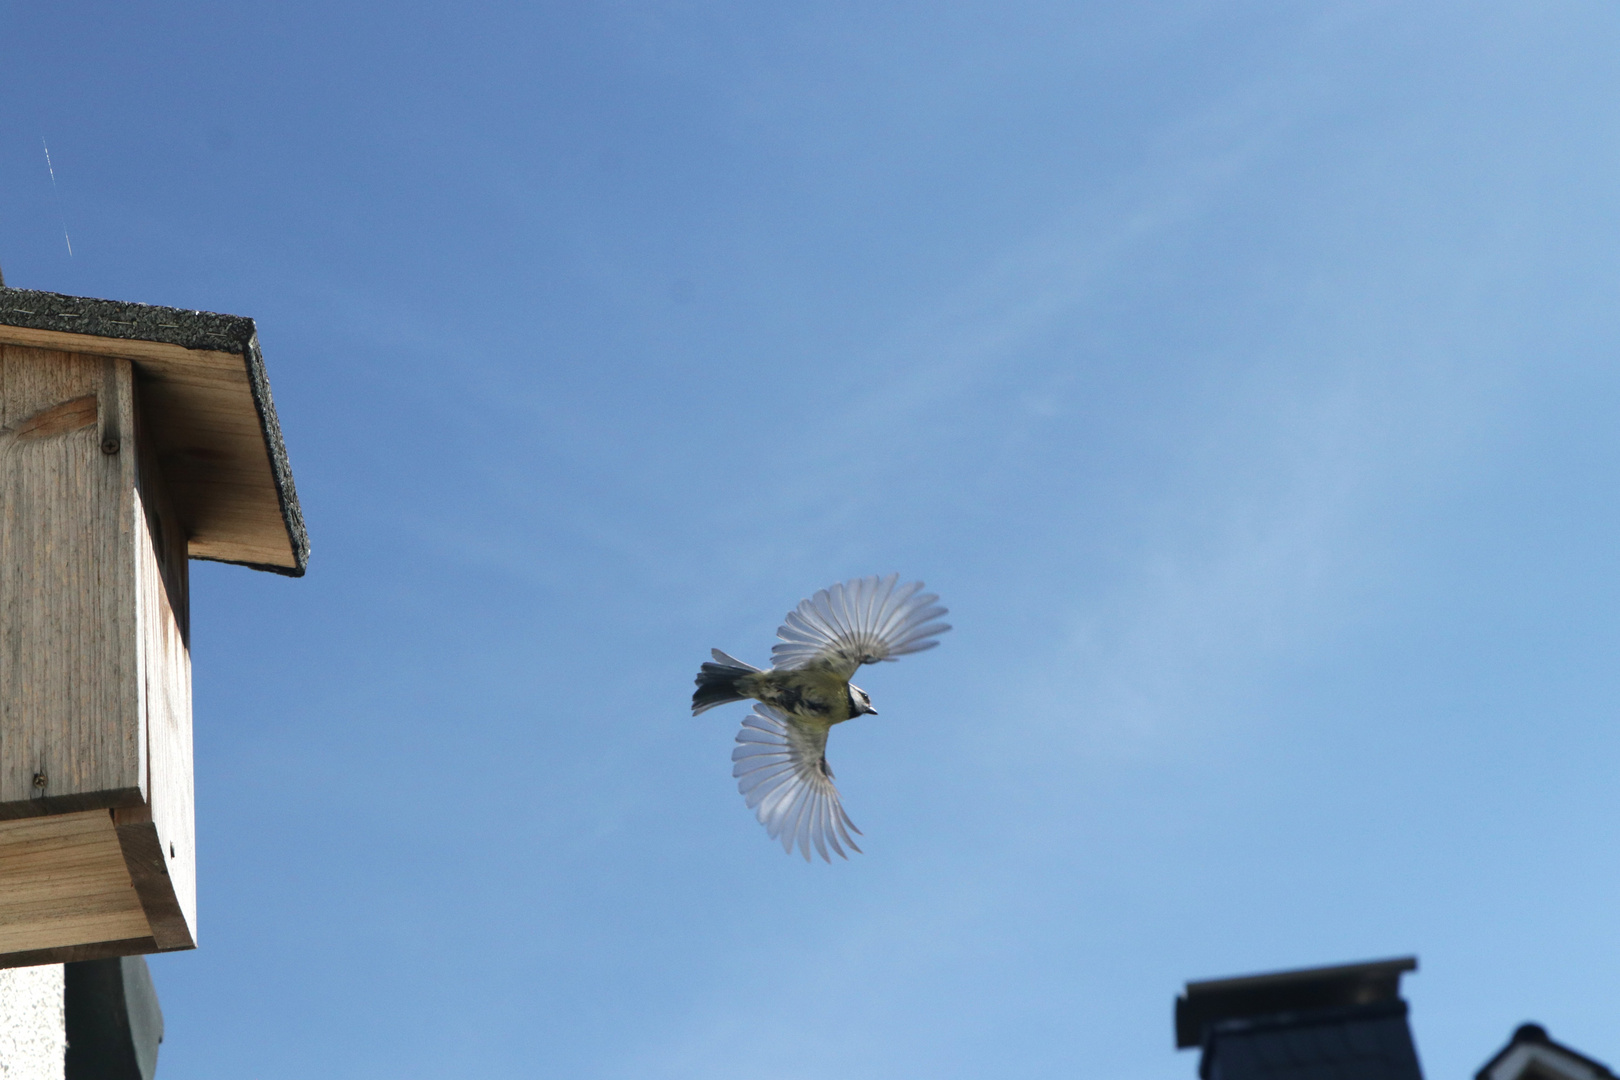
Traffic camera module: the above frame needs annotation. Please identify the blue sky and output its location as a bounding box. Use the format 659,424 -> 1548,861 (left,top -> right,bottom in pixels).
4,2 -> 1620,1077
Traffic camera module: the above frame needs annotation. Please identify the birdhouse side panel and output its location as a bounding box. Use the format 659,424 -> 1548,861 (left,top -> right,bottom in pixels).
0,348 -> 144,815
124,398 -> 196,949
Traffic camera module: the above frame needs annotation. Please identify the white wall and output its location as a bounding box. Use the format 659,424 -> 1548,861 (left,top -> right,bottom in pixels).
0,965 -> 64,1080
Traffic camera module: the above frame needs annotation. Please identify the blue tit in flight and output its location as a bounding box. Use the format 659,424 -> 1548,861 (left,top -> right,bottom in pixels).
692,573 -> 951,861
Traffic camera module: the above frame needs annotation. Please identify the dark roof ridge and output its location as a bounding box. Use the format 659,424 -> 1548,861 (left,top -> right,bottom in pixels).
0,286 -> 256,355
1185,956 -> 1417,997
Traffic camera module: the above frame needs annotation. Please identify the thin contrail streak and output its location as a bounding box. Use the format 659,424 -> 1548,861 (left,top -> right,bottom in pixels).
42,138 -> 72,257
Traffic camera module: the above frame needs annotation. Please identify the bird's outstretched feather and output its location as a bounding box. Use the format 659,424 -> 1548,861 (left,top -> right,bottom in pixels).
770,573 -> 951,678
731,705 -> 862,862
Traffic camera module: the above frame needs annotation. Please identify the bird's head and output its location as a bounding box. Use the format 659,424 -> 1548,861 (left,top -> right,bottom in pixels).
850,684 -> 877,716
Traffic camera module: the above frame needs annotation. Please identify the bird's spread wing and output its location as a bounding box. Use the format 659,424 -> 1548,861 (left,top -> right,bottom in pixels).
731,705 -> 862,862
770,573 -> 951,678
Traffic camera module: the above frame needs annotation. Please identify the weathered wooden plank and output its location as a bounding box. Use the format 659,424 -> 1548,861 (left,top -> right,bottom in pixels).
0,941 -> 163,971
0,349 -> 143,815
0,939 -> 163,971
130,387 -> 196,948
112,807 -> 192,951
0,811 -> 151,960
137,363 -> 292,568
0,324 -> 237,373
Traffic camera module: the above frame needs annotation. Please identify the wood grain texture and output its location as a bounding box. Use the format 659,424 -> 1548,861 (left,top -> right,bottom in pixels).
0,937 -> 162,972
15,394 -> 96,439
0,324 -> 235,368
0,348 -> 143,816
131,386 -> 196,947
136,352 -> 290,568
0,323 -> 297,570
0,811 -> 151,960
113,810 -> 192,951
0,344 -> 207,961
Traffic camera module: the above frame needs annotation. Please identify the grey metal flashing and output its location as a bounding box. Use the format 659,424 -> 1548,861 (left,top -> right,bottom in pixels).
0,286 -> 308,576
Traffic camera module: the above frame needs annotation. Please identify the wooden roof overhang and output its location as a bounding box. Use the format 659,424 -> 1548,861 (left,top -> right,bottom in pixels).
0,288 -> 307,575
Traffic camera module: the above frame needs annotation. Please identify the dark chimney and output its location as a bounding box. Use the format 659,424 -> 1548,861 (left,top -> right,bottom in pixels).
1175,956 -> 1422,1080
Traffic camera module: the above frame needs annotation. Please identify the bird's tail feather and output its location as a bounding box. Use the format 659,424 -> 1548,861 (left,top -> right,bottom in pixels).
692,649 -> 761,715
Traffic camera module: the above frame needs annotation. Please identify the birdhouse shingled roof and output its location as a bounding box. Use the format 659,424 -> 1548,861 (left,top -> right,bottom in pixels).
0,287 -> 307,575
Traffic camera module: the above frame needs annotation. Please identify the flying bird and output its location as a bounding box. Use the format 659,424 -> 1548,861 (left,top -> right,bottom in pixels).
693,573 -> 950,862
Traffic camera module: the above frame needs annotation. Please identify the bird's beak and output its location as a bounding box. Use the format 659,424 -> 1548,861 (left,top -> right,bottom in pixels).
866,705 -> 878,715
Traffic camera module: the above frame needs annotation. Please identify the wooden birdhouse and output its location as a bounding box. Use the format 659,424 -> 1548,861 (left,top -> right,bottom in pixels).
0,286 -> 307,969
